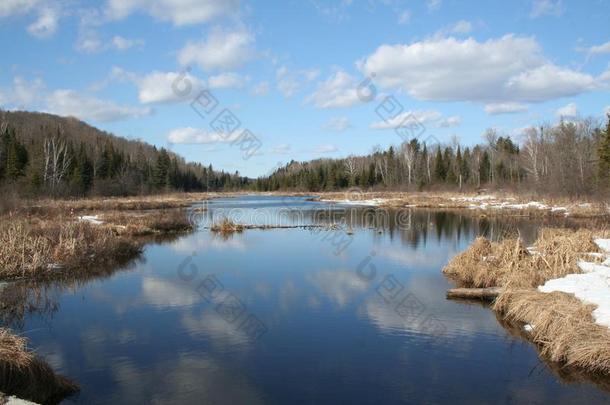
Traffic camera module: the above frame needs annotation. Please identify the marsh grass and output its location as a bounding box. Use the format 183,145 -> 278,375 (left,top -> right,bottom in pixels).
0,328 -> 78,403
100,209 -> 194,236
444,227 -> 610,375
0,215 -> 141,280
210,218 -> 244,235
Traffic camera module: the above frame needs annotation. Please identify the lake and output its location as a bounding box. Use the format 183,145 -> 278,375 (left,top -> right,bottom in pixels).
4,196 -> 610,404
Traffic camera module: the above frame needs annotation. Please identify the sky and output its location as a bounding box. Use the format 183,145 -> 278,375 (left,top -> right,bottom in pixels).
1,0 -> 609,177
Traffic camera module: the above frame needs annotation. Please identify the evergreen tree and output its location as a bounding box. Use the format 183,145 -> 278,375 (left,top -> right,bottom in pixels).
598,116 -> 610,187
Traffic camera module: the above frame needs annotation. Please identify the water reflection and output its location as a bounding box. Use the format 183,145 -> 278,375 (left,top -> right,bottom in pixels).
2,196 -> 609,404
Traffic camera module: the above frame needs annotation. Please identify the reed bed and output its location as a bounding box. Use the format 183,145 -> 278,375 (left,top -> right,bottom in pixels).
0,215 -> 140,280
210,218 -> 244,235
0,328 -> 78,403
100,209 -> 194,236
444,227 -> 610,375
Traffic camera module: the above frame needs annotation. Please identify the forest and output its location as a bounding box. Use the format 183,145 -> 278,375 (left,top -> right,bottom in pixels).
255,116 -> 610,197
0,110 -> 249,197
2,110 -> 610,199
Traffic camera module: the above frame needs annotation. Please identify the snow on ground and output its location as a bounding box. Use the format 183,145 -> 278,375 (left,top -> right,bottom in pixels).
538,239 -> 610,329
324,199 -> 385,207
78,215 -> 104,225
450,195 -> 569,214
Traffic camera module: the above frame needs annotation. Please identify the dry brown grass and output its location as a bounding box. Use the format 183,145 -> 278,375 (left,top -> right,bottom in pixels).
99,209 -> 194,236
443,228 -> 609,289
445,227 -> 610,375
0,328 -> 78,403
494,290 -> 610,374
0,215 -> 141,280
210,218 -> 244,235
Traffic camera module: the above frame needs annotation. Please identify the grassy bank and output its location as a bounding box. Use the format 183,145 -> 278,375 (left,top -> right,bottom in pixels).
443,228 -> 610,375
316,191 -> 609,218
0,328 -> 77,403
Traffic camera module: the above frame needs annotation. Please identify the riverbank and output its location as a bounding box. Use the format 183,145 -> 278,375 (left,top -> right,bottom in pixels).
443,228 -> 610,374
0,328 -> 77,404
315,191 -> 609,218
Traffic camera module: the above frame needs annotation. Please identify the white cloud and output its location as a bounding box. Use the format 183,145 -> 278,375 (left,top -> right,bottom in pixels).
530,0 -> 564,18
450,20 -> 472,34
275,66 -> 319,98
426,0 -> 441,12
105,0 -> 240,26
314,144 -> 339,154
27,7 -> 59,38
605,106 -> 610,116
251,81 -> 269,96
322,116 -> 351,132
9,76 -> 45,107
112,35 -> 144,51
0,0 -> 61,38
136,70 -> 205,104
555,102 -> 578,118
167,127 -> 241,144
0,0 -> 39,17
588,41 -> 610,55
306,70 -> 362,108
484,102 -> 528,115
370,110 -> 460,130
360,34 -> 597,103
46,90 -> 151,122
397,10 -> 411,24
208,72 -> 246,89
178,26 -> 254,71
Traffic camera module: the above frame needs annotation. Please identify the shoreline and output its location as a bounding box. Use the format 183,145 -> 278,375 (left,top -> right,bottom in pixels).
443,228 -> 610,375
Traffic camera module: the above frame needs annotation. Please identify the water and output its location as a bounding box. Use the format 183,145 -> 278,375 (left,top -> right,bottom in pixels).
4,196 -> 610,404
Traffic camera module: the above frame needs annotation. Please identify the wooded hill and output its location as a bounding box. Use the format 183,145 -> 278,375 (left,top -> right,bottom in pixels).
0,110 -> 249,197
254,116 -> 610,197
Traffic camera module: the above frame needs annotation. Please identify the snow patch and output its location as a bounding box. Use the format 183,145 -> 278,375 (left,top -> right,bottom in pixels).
594,239 -> 610,253
524,324 -> 534,332
538,242 -> 610,329
78,215 -> 103,225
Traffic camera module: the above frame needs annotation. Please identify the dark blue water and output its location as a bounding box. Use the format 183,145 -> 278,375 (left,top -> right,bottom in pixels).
5,196 -> 610,404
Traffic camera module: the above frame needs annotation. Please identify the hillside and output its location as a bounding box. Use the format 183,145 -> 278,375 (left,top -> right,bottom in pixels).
0,110 -> 249,197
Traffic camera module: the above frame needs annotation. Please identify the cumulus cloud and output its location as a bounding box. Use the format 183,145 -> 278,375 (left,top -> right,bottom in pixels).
27,7 -> 59,38
105,0 -> 240,26
555,102 -> 578,118
167,127 -> 241,144
178,26 -> 254,71
275,66 -> 319,98
370,110 -> 460,130
322,116 -> 351,132
359,34 -> 597,103
1,0 -> 61,38
46,90 -> 151,122
135,70 -> 205,103
588,41 -> 610,55
306,70 -> 363,108
208,72 -> 246,89
484,102 -> 528,115
530,0 -> 564,18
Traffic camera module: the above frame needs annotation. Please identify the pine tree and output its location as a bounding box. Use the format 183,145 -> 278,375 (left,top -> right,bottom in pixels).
598,116 -> 610,187
153,148 -> 171,189
434,147 -> 446,181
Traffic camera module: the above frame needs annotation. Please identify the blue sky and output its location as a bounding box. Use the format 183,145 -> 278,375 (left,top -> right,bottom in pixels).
1,0 -> 609,177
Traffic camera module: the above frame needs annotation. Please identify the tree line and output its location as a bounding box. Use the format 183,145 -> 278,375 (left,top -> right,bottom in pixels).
0,111 -> 249,197
254,116 -> 610,197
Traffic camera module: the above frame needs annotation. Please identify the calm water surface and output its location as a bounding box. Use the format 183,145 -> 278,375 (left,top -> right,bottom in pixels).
5,196 -> 610,404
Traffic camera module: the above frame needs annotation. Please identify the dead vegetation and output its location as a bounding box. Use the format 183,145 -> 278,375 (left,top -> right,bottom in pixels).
443,227 -> 610,375
210,218 -> 244,235
0,328 -> 78,404
0,215 -> 141,280
443,228 -> 605,288
99,209 -> 194,236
